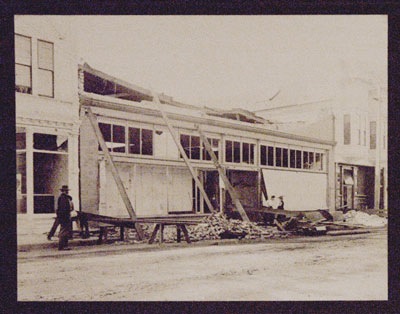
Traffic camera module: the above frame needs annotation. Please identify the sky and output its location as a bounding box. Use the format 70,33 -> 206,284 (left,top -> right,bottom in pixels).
49,15 -> 387,110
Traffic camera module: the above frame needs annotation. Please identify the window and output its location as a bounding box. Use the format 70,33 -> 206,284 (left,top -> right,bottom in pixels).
242,142 -> 255,164
370,121 -> 376,149
344,114 -> 351,145
180,134 -> 200,160
98,122 -> 127,153
15,34 -> 32,94
289,149 -> 296,168
267,146 -> 274,166
315,153 -> 323,171
296,150 -> 302,169
129,127 -> 153,155
37,40 -> 54,97
282,148 -> 288,168
260,145 -> 267,165
203,138 -> 220,161
303,151 -> 309,169
225,140 -> 254,164
33,133 -> 68,152
275,147 -> 282,167
225,140 -> 233,162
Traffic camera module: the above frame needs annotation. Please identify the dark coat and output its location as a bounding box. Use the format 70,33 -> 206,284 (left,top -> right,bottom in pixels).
57,193 -> 73,223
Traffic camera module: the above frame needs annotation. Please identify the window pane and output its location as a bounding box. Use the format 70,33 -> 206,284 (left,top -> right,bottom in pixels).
142,129 -> 153,155
309,152 -> 314,169
17,152 -> 27,194
180,134 -> 190,158
15,34 -> 31,65
315,153 -> 322,171
38,40 -> 53,70
303,151 -> 309,169
129,127 -> 140,154
260,145 -> 266,166
282,148 -> 288,167
225,140 -> 232,162
15,64 -> 31,89
99,123 -> 112,151
16,127 -> 26,150
267,146 -> 274,166
113,124 -> 125,153
370,121 -> 376,149
191,136 -> 200,160
249,144 -> 255,164
213,139 -> 219,160
275,147 -> 282,167
37,69 -> 53,97
233,141 -> 241,163
344,114 -> 351,145
290,149 -> 296,168
296,150 -> 302,168
242,142 -> 249,163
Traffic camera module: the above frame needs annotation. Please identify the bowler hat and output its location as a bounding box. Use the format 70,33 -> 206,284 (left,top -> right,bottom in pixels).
60,185 -> 70,191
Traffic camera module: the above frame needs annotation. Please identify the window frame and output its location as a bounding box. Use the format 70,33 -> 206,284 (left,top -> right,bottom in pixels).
37,39 -> 54,98
15,33 -> 32,94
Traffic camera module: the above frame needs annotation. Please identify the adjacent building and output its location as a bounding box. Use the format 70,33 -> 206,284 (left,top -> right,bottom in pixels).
254,77 -> 388,211
15,16 -> 79,236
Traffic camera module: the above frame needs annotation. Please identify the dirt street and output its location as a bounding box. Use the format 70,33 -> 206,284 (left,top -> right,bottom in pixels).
18,230 -> 387,301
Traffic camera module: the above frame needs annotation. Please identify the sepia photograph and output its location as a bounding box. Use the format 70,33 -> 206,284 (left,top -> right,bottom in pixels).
15,14 -> 388,302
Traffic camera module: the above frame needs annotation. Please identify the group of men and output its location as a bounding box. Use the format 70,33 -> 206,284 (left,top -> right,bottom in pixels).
265,195 -> 284,210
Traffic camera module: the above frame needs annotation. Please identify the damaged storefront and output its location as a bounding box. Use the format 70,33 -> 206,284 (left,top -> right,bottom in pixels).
79,64 -> 335,220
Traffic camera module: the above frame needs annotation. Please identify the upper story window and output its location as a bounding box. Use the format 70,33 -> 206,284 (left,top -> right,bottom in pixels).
98,122 -> 154,156
37,40 -> 54,97
180,134 -> 220,161
129,127 -> 153,155
15,34 -> 32,94
225,140 -> 255,164
344,114 -> 351,145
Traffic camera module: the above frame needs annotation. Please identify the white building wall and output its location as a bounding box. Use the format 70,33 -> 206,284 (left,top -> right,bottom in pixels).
15,16 -> 79,236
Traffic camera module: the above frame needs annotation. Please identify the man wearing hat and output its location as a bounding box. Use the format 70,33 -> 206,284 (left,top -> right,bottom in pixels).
57,185 -> 74,250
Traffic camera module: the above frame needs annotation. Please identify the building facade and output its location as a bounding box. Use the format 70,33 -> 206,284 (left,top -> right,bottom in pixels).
79,64 -> 335,219
15,16 -> 79,236
255,77 -> 388,211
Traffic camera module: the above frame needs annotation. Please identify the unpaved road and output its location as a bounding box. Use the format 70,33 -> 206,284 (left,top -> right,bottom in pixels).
18,230 -> 387,301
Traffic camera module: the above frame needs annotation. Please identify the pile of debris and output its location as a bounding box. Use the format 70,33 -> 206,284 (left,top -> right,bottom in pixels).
188,213 -> 286,241
343,210 -> 387,227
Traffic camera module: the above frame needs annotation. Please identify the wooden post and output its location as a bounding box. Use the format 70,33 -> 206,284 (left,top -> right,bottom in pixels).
151,91 -> 215,213
85,107 -> 144,240
197,125 -> 250,222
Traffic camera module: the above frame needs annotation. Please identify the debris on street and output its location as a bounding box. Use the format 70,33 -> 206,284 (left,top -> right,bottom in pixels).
343,210 -> 388,227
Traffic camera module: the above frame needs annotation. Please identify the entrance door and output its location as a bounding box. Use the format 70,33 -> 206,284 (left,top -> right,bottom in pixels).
343,185 -> 354,210
194,170 -> 220,213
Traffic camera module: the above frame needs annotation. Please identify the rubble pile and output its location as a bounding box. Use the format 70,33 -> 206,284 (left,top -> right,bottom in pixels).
188,213 -> 286,241
343,210 -> 387,227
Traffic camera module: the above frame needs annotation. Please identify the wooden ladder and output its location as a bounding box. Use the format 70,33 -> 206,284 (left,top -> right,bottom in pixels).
85,107 -> 145,240
196,125 -> 250,222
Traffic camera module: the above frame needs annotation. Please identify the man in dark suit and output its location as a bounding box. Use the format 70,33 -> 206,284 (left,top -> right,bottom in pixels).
57,185 -> 74,250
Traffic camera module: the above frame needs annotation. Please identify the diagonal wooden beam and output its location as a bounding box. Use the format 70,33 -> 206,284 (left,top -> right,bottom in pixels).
85,107 -> 145,240
197,125 -> 250,222
151,91 -> 215,214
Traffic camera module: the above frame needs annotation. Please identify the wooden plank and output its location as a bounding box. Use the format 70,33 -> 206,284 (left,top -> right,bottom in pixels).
151,91 -> 215,214
177,225 -> 181,243
85,107 -> 144,240
160,223 -> 164,243
180,224 -> 192,243
148,224 -> 160,244
197,125 -> 250,222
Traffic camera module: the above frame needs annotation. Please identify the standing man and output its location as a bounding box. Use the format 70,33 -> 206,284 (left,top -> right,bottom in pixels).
278,196 -> 285,210
57,185 -> 73,251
